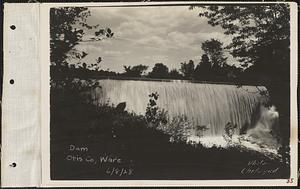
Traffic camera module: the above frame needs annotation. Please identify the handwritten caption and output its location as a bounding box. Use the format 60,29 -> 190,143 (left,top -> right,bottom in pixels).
65,144 -> 134,177
240,160 -> 279,176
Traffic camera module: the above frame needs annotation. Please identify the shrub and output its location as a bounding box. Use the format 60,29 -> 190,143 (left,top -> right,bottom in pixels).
144,92 -> 196,143
145,92 -> 168,128
159,115 -> 194,143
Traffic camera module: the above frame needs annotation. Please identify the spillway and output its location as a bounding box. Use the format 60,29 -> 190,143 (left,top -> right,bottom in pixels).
89,79 -> 268,136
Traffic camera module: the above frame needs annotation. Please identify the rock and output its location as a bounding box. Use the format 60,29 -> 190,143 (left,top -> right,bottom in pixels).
115,102 -> 126,113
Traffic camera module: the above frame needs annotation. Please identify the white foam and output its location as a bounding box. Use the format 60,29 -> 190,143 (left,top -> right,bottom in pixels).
187,135 -> 279,157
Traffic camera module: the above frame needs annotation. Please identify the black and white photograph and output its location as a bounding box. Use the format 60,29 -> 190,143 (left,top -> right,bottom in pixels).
48,2 -> 295,182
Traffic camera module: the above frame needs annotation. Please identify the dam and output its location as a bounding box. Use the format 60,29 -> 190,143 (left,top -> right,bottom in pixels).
88,79 -> 268,136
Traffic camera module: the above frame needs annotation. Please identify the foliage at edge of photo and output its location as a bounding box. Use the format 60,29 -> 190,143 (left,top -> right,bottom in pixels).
193,4 -> 291,166
50,7 -> 113,80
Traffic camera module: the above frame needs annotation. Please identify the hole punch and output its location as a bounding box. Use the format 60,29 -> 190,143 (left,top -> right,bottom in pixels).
10,25 -> 16,30
9,79 -> 14,84
9,162 -> 17,167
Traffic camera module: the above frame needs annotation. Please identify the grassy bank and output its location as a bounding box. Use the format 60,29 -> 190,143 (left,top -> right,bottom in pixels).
50,86 -> 289,180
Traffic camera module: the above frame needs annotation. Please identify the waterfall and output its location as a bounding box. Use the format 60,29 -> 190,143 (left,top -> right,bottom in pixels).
90,79 -> 268,136
245,105 -> 280,149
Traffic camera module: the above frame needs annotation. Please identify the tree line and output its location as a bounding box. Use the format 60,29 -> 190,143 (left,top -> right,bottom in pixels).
51,37 -> 243,83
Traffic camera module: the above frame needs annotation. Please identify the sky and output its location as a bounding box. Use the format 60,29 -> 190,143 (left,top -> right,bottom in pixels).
70,6 -> 236,73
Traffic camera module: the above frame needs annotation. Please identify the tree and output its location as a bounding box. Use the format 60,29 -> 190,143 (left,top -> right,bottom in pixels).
123,65 -> 148,77
148,63 -> 169,79
195,4 -> 291,164
169,69 -> 183,79
50,7 -> 90,66
193,54 -> 211,80
50,7 -> 112,68
201,39 -> 227,69
179,60 -> 195,79
197,4 -> 290,81
222,64 -> 242,81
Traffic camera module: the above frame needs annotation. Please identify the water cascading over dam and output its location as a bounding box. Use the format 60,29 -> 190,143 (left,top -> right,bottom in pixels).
89,79 -> 268,136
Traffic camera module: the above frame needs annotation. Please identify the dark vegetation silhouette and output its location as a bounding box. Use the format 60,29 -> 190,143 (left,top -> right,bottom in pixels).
49,6 -> 291,179
193,4 -> 291,167
50,7 -> 114,79
50,37 -> 247,84
148,63 -> 169,79
122,65 -> 148,77
51,87 -> 287,179
180,60 -> 195,79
